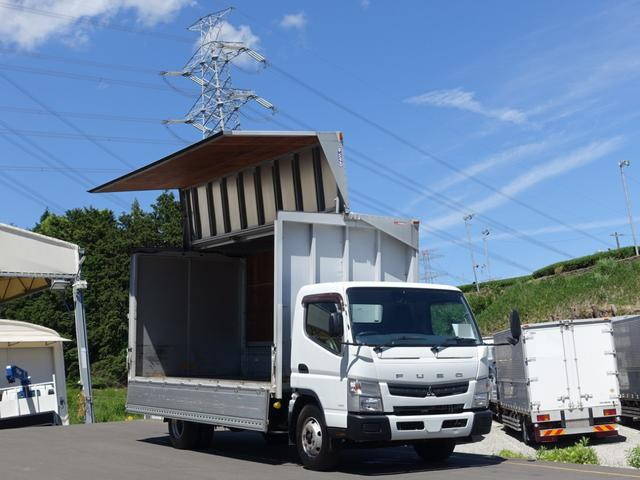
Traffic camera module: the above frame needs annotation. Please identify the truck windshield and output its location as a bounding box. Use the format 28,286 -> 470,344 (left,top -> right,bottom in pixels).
346,287 -> 481,347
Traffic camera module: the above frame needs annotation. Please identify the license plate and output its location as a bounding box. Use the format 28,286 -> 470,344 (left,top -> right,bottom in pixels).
567,418 -> 590,428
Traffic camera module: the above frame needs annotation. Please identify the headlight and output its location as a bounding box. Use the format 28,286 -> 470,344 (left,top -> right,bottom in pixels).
348,379 -> 383,413
472,377 -> 490,408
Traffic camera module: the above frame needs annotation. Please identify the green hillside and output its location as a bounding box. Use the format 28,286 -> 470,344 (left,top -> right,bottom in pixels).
465,256 -> 640,335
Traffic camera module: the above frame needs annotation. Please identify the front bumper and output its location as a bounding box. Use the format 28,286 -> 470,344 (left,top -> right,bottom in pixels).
345,409 -> 491,442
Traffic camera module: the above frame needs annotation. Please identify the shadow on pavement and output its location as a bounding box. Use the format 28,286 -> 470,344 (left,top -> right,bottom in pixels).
138,430 -> 505,475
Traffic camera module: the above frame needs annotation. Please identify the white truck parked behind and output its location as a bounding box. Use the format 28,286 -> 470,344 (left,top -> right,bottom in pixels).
493,318 -> 620,444
92,131 -> 507,469
611,315 -> 640,421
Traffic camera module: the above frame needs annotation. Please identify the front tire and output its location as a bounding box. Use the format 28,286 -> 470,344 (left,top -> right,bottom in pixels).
413,439 -> 455,462
296,404 -> 338,470
168,419 -> 200,450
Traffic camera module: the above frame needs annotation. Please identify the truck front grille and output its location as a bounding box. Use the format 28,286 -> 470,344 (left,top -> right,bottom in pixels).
388,381 -> 469,398
393,404 -> 464,416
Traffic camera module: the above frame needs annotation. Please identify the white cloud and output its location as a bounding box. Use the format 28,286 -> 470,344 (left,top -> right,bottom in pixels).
204,20 -> 260,49
407,139 -> 556,211
279,12 -> 307,30
0,0 -> 194,50
405,88 -> 527,125
427,137 -> 624,230
360,0 -> 371,9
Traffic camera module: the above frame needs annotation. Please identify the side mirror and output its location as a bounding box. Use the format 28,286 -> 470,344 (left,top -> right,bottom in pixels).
508,309 -> 522,345
329,312 -> 344,338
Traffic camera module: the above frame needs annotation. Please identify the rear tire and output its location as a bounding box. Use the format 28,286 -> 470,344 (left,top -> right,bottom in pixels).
520,417 -> 534,445
197,424 -> 215,449
168,419 -> 200,450
413,439 -> 455,462
296,404 -> 338,470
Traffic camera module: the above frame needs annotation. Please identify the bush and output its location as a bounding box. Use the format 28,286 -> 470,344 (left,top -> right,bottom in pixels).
627,445 -> 640,469
532,247 -> 637,278
536,437 -> 598,465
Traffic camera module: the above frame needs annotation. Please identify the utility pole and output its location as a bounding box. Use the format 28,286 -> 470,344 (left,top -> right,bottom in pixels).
463,214 -> 480,292
481,229 -> 491,281
162,7 -> 275,138
619,160 -> 639,256
610,231 -> 625,250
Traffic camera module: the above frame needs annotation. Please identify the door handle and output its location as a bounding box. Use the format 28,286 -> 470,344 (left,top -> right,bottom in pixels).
298,364 -> 309,374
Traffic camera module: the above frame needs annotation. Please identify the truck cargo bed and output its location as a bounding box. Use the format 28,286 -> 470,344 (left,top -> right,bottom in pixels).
127,377 -> 271,431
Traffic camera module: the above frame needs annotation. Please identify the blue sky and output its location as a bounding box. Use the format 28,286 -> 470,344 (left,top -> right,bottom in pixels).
1,1 -> 639,285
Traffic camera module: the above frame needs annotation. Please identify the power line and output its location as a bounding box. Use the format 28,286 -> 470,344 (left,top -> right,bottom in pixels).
0,73 -> 138,169
0,63 -> 192,94
0,171 -> 65,213
351,189 -> 533,274
249,105 -> 575,260
0,128 -> 182,145
0,3 -> 610,253
0,47 -> 161,74
265,62 -> 612,250
0,118 -> 130,210
0,165 -> 124,173
0,105 -> 163,124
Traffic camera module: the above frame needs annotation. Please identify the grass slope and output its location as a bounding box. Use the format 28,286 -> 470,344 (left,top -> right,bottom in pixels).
467,257 -> 640,334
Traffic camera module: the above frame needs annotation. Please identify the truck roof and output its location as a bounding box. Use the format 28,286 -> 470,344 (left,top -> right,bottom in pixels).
299,281 -> 461,294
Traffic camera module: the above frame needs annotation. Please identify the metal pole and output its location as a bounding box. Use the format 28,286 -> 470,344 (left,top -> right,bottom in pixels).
463,214 -> 480,292
619,160 -> 639,256
482,229 -> 491,281
73,261 -> 94,424
610,231 -> 624,249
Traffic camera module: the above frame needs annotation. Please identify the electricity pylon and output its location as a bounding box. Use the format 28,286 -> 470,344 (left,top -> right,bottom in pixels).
162,7 -> 275,138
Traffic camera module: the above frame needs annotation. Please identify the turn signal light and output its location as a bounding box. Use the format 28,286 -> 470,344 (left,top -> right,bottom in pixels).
537,414 -> 550,422
604,408 -> 617,416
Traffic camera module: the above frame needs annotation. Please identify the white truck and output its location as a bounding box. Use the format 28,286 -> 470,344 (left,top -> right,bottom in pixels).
493,318 -> 620,444
92,130 -> 501,469
611,315 -> 640,421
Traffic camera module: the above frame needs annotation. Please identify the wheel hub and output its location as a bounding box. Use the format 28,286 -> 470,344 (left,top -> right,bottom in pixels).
301,417 -> 323,457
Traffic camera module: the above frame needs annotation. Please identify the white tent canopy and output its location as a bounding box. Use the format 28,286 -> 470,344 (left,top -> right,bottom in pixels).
0,223 -> 79,302
0,319 -> 69,344
0,222 -> 94,423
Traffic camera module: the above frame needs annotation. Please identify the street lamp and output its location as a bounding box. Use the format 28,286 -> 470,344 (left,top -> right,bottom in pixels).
463,214 -> 480,292
619,160 -> 639,256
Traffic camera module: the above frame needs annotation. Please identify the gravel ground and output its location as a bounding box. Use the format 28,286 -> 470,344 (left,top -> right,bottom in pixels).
457,421 -> 640,469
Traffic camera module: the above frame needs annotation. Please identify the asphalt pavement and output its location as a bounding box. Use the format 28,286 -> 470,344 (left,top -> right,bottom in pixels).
1,420 -> 639,480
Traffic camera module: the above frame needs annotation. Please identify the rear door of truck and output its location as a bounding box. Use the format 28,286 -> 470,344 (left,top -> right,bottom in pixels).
127,251 -> 272,432
568,320 -> 618,410
525,325 -> 573,411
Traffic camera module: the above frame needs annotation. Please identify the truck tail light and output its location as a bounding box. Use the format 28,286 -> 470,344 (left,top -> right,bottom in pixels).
537,414 -> 550,422
603,408 -> 617,416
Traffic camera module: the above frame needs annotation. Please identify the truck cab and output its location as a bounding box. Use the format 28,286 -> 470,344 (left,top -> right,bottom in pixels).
290,281 -> 492,469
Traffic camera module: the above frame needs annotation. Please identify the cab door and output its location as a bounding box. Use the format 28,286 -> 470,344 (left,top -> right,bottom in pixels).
291,293 -> 348,428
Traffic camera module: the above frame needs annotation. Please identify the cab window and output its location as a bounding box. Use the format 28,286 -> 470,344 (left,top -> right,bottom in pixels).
305,302 -> 342,354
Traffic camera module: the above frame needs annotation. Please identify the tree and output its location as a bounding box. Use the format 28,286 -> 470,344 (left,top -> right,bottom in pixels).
0,191 -> 183,386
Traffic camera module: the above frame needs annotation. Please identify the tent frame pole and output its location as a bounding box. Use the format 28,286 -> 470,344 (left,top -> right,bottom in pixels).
73,269 -> 94,424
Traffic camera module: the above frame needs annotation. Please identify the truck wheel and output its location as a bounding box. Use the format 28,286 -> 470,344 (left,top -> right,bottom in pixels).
296,404 -> 338,470
413,439 -> 455,462
197,424 -> 215,449
520,418 -> 533,445
168,419 -> 200,450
